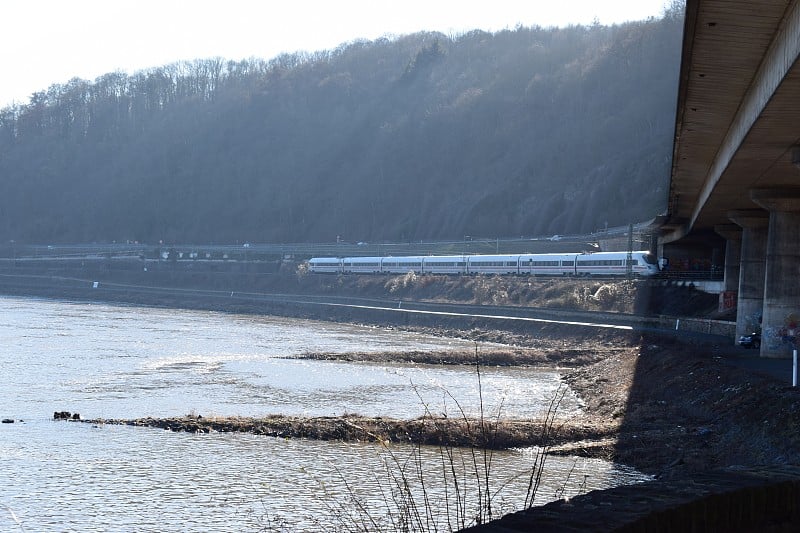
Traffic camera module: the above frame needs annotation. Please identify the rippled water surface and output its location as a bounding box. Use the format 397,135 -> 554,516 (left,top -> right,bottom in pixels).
0,296 -> 646,531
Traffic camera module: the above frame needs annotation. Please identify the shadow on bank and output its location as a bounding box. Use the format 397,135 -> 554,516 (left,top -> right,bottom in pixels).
467,283 -> 800,532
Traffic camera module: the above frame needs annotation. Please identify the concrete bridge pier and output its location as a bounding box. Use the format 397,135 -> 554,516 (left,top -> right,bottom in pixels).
750,189 -> 800,358
728,210 -> 768,342
714,224 -> 742,317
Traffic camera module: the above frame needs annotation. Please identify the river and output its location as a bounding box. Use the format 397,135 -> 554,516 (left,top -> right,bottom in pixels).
0,295 -> 646,531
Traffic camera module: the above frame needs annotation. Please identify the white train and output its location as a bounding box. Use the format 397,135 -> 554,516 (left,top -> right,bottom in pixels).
308,251 -> 661,277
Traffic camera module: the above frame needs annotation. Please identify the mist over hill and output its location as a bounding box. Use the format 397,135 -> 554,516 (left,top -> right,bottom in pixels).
0,8 -> 683,245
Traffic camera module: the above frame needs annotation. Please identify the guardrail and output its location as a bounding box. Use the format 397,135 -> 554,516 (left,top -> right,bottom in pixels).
659,270 -> 724,281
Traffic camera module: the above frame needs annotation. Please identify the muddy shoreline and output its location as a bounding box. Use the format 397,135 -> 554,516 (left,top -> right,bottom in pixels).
73,345 -> 630,457
65,334 -> 800,479
77,413 -> 617,452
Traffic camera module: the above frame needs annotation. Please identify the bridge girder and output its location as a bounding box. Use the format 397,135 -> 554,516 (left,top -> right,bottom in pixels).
665,0 -> 800,242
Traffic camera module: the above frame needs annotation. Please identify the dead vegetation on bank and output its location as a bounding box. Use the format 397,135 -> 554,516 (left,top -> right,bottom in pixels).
303,274 -> 645,314
81,414 -> 617,451
294,273 -> 720,317
291,345 -> 632,368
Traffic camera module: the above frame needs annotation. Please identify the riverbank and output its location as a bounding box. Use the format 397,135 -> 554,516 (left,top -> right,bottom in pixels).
64,331 -> 800,480
76,413 -> 616,450
71,342 -> 632,451
7,270 -> 797,477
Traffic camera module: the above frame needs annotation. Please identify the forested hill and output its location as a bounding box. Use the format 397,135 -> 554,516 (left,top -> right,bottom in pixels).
0,9 -> 683,245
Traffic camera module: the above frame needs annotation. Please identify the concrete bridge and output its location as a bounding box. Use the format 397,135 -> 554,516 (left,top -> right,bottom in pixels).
660,0 -> 800,357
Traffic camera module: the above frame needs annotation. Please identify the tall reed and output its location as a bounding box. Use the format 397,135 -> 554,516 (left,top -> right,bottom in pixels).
284,343 -> 572,532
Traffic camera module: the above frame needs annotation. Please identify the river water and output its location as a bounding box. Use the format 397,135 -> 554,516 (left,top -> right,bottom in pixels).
0,295 -> 646,531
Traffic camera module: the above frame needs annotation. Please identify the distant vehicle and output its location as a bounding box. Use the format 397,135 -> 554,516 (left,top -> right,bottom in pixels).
308,251 -> 661,277
738,332 -> 761,349
357,242 -> 368,246
243,243 -> 250,248
549,235 -> 562,241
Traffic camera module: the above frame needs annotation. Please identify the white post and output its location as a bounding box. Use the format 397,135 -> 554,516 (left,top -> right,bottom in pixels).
794,349 -> 798,387
675,319 -> 680,331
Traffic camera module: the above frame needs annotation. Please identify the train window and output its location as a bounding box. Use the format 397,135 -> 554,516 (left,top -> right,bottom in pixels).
579,259 -> 623,267
563,261 -> 574,266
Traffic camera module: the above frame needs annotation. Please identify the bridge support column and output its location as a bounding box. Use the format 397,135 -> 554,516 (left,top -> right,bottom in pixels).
751,189 -> 800,358
714,224 -> 742,316
728,210 -> 769,342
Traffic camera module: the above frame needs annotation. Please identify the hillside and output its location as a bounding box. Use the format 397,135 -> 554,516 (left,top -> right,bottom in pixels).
0,8 -> 683,244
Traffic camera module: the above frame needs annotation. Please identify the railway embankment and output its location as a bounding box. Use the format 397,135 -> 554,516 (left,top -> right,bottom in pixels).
0,261 -> 729,340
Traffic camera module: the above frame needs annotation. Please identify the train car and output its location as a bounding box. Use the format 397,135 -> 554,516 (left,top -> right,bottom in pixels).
421,255 -> 468,274
517,253 -> 579,276
629,251 -> 661,276
574,251 -> 659,277
380,256 -> 426,274
342,256 -> 383,274
466,254 -> 520,275
309,250 -> 661,277
308,257 -> 342,273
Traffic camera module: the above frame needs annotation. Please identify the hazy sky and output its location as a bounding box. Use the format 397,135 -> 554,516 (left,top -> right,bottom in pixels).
2,0 -> 672,108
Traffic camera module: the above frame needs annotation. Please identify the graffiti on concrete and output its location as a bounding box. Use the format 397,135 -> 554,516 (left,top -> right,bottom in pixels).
745,310 -> 762,335
764,312 -> 798,351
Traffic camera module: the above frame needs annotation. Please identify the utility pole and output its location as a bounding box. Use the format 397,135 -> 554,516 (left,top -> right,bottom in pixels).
626,224 -> 634,277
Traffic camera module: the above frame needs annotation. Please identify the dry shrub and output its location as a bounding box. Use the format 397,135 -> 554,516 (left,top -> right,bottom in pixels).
415,274 -> 437,289
592,284 -> 617,306
470,276 -> 489,304
373,274 -> 641,312
469,275 -> 497,305
295,262 -> 309,278
385,271 -> 418,293
356,276 -> 379,290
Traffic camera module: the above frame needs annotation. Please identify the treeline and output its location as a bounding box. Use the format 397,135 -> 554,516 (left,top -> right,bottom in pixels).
0,6 -> 683,244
